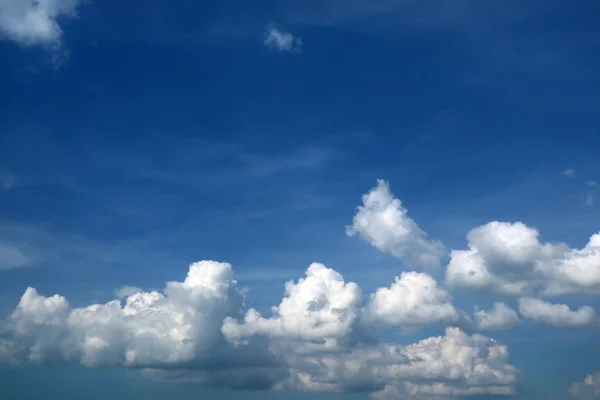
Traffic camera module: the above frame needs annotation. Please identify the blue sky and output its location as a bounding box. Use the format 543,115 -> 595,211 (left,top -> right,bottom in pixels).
1,0 -> 600,399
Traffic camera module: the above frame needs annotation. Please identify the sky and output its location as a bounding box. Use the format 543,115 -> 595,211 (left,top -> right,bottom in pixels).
0,0 -> 600,399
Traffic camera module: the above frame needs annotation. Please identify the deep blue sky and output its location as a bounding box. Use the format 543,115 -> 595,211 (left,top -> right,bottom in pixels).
1,1 -> 600,399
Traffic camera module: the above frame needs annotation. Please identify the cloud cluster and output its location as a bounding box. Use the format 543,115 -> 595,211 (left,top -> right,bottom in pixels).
570,371 -> 600,399
0,259 -> 520,398
446,221 -> 600,297
346,180 -> 446,268
263,25 -> 302,53
0,0 -> 82,46
4,179 -> 599,398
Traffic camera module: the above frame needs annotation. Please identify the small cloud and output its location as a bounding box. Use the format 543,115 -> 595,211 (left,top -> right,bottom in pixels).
0,244 -> 29,270
561,168 -> 576,178
586,180 -> 598,187
0,0 -> 83,47
263,25 -> 302,53
114,286 -> 142,299
585,194 -> 594,207
0,170 -> 17,191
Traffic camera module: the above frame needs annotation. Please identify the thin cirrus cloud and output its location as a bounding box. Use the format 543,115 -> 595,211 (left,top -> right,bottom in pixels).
0,260 -> 519,397
263,25 -> 302,53
0,0 -> 82,46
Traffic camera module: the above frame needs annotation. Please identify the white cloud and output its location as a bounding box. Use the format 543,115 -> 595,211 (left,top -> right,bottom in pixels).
0,261 -> 282,387
222,263 -> 371,351
0,259 -> 521,397
474,302 -> 519,332
0,244 -> 29,270
562,168 -> 576,178
347,180 -> 446,268
570,371 -> 600,399
518,297 -> 596,328
586,194 -> 594,207
446,221 -> 600,297
0,0 -> 82,46
277,327 -> 519,397
263,25 -> 302,53
586,180 -> 598,187
366,271 -> 468,328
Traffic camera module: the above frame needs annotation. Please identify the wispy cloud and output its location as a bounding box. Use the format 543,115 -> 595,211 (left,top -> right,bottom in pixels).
263,25 -> 302,53
0,170 -> 17,191
585,180 -> 598,187
0,244 -> 29,270
562,168 -> 576,178
585,193 -> 594,207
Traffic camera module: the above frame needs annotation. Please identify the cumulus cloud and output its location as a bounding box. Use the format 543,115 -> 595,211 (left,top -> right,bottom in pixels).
586,180 -> 598,188
0,261 -> 283,388
518,297 -> 596,328
277,327 -> 519,397
347,180 -> 446,268
570,371 -> 600,399
474,302 -> 519,332
0,259 -> 520,397
0,0 -> 82,46
446,221 -> 600,297
223,263 -> 371,351
263,25 -> 302,53
366,271 -> 468,328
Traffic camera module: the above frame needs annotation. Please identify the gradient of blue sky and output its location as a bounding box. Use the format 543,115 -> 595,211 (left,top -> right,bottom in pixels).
1,1 -> 600,399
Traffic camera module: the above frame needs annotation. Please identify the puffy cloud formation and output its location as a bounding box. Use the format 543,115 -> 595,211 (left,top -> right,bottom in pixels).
474,302 -> 520,332
223,263 -> 371,350
366,271 -> 468,328
570,371 -> 600,399
0,261 -> 284,388
277,327 -> 519,397
263,25 -> 302,53
518,297 -> 596,328
446,221 -> 600,297
0,0 -> 82,46
0,259 -> 521,397
347,180 -> 446,268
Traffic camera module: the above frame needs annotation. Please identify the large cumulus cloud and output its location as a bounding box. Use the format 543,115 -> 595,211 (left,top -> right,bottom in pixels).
0,259 -> 520,398
446,221 -> 600,297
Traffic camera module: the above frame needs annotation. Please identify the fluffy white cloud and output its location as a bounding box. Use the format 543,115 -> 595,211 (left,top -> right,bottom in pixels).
0,0 -> 82,46
277,327 -> 519,397
347,180 -> 446,268
570,371 -> 600,399
518,297 -> 596,328
263,25 -> 302,53
366,271 -> 468,328
474,302 -> 519,332
0,259 -> 521,397
223,263 -> 371,351
446,221 -> 600,297
0,261 -> 284,389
